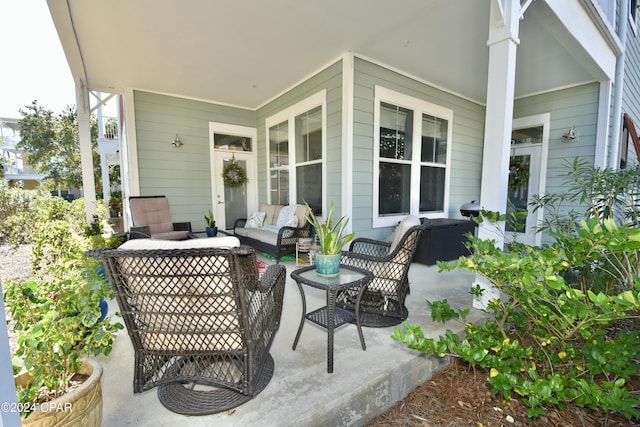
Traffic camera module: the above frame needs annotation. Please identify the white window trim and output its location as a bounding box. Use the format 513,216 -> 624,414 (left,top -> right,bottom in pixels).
265,90 -> 327,213
373,86 -> 453,228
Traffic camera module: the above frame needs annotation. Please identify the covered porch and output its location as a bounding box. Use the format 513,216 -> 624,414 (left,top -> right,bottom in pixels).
97,257 -> 487,426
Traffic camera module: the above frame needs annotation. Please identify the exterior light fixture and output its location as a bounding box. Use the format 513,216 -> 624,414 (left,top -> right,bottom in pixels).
562,126 -> 576,141
172,135 -> 183,148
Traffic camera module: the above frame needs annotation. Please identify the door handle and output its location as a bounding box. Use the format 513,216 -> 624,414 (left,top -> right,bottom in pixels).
217,201 -> 224,204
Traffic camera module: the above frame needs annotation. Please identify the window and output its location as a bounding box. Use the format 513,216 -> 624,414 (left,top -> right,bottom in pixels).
374,87 -> 452,227
266,91 -> 325,215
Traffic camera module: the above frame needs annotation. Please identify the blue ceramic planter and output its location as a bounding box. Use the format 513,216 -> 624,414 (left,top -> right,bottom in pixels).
314,253 -> 341,277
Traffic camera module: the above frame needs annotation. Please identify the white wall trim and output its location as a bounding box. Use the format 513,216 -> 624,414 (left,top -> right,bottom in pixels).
341,53 -> 355,230
264,90 -> 327,214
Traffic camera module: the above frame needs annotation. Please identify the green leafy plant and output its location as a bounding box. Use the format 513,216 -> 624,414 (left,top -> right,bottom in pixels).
204,206 -> 216,228
305,201 -> 355,255
394,217 -> 640,419
3,192 -> 123,417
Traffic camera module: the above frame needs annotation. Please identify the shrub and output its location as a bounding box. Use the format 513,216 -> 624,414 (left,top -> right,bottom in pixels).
394,160 -> 640,419
4,193 -> 123,416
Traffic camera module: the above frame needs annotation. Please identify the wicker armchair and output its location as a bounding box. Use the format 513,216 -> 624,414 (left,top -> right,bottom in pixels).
101,237 -> 286,415
338,216 -> 427,327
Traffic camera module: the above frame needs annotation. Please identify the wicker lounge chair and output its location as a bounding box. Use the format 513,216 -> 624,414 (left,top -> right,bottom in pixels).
338,216 -> 427,327
101,237 -> 286,415
129,195 -> 193,240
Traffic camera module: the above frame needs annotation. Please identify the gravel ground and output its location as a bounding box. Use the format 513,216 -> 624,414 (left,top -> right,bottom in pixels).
1,244 -> 33,356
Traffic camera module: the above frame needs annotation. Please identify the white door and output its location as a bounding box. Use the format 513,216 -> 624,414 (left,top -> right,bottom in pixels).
505,117 -> 548,246
210,124 -> 258,230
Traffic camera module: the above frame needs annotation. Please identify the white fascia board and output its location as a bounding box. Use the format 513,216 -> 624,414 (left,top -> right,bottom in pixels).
546,0 -> 619,80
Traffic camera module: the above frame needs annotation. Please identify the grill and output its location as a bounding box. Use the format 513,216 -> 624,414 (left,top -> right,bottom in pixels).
460,200 -> 480,218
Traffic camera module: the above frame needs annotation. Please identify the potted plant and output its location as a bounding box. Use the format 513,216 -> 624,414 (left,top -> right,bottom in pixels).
305,201 -> 355,277
5,196 -> 123,425
205,206 -> 218,237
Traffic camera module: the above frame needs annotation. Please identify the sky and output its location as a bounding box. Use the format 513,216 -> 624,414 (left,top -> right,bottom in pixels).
0,1 -> 76,119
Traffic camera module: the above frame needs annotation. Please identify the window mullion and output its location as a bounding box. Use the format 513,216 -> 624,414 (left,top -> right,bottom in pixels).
410,110 -> 422,215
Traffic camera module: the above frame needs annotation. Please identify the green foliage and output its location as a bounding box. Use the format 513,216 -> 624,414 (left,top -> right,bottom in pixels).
0,181 -> 40,244
108,190 -> 122,217
204,206 -> 216,228
305,201 -> 355,255
17,101 -> 103,191
398,161 -> 640,418
3,190 -> 123,415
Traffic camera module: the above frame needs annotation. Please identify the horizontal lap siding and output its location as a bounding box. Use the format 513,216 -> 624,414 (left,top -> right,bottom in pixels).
514,83 -> 600,242
623,25 -> 640,166
353,58 -> 485,240
133,91 -> 255,230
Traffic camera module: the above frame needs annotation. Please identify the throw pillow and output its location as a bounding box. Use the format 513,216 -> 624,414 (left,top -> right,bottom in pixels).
246,211 -> 266,229
281,215 -> 299,238
276,204 -> 300,228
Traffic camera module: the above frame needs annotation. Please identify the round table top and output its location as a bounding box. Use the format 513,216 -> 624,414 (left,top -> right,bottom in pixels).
290,264 -> 373,291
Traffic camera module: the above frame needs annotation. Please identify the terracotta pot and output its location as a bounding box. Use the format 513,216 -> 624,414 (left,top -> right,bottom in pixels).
16,358 -> 103,427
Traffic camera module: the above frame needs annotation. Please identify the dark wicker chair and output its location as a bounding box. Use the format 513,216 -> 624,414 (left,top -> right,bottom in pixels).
337,218 -> 427,327
101,241 -> 286,415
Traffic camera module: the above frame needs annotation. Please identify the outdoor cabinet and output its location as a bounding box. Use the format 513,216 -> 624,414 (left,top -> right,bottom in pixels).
413,218 -> 477,265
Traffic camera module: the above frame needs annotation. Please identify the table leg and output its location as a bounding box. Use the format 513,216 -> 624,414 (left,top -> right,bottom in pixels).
355,285 -> 367,351
292,280 -> 307,351
327,289 -> 336,373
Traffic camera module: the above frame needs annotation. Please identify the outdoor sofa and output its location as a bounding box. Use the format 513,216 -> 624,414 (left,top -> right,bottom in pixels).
233,204 -> 311,262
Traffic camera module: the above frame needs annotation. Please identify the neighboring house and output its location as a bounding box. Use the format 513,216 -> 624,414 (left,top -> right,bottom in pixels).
46,0 -> 640,245
0,118 -> 46,189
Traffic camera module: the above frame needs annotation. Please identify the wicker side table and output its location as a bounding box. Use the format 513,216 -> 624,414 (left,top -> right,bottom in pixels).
291,265 -> 373,373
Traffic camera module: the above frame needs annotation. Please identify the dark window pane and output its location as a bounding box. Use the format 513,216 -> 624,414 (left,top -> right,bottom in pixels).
379,102 -> 413,160
379,162 -> 410,215
420,166 -> 445,212
296,163 -> 322,214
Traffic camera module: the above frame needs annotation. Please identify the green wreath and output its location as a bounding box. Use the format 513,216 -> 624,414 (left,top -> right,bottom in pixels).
222,161 -> 248,187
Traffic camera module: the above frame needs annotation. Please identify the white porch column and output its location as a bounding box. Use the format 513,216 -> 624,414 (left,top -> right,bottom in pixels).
76,83 -> 97,223
474,0 -> 522,310
478,0 -> 521,247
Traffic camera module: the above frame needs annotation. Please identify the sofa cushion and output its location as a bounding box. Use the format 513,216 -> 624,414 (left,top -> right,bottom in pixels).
261,204 -> 283,226
119,236 -> 241,250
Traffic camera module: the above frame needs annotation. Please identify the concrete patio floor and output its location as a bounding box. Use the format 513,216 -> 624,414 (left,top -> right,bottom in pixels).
97,258 -> 488,427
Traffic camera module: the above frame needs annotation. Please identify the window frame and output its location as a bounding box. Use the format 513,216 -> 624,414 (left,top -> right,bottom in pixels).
265,90 -> 327,214
373,86 -> 453,228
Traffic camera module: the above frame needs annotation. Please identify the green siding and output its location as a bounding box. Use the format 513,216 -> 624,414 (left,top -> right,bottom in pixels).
514,83 -> 600,243
353,57 -> 486,240
133,90 -> 255,231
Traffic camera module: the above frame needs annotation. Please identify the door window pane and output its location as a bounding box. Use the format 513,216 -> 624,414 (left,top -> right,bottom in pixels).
214,133 -> 252,152
379,162 -> 411,215
223,158 -> 248,227
506,154 -> 530,232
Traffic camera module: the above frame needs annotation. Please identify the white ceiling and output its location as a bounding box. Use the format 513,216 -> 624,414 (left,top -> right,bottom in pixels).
49,0 -> 609,110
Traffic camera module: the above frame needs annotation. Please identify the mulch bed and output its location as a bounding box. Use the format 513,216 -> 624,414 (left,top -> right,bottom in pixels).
368,358 -> 638,427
